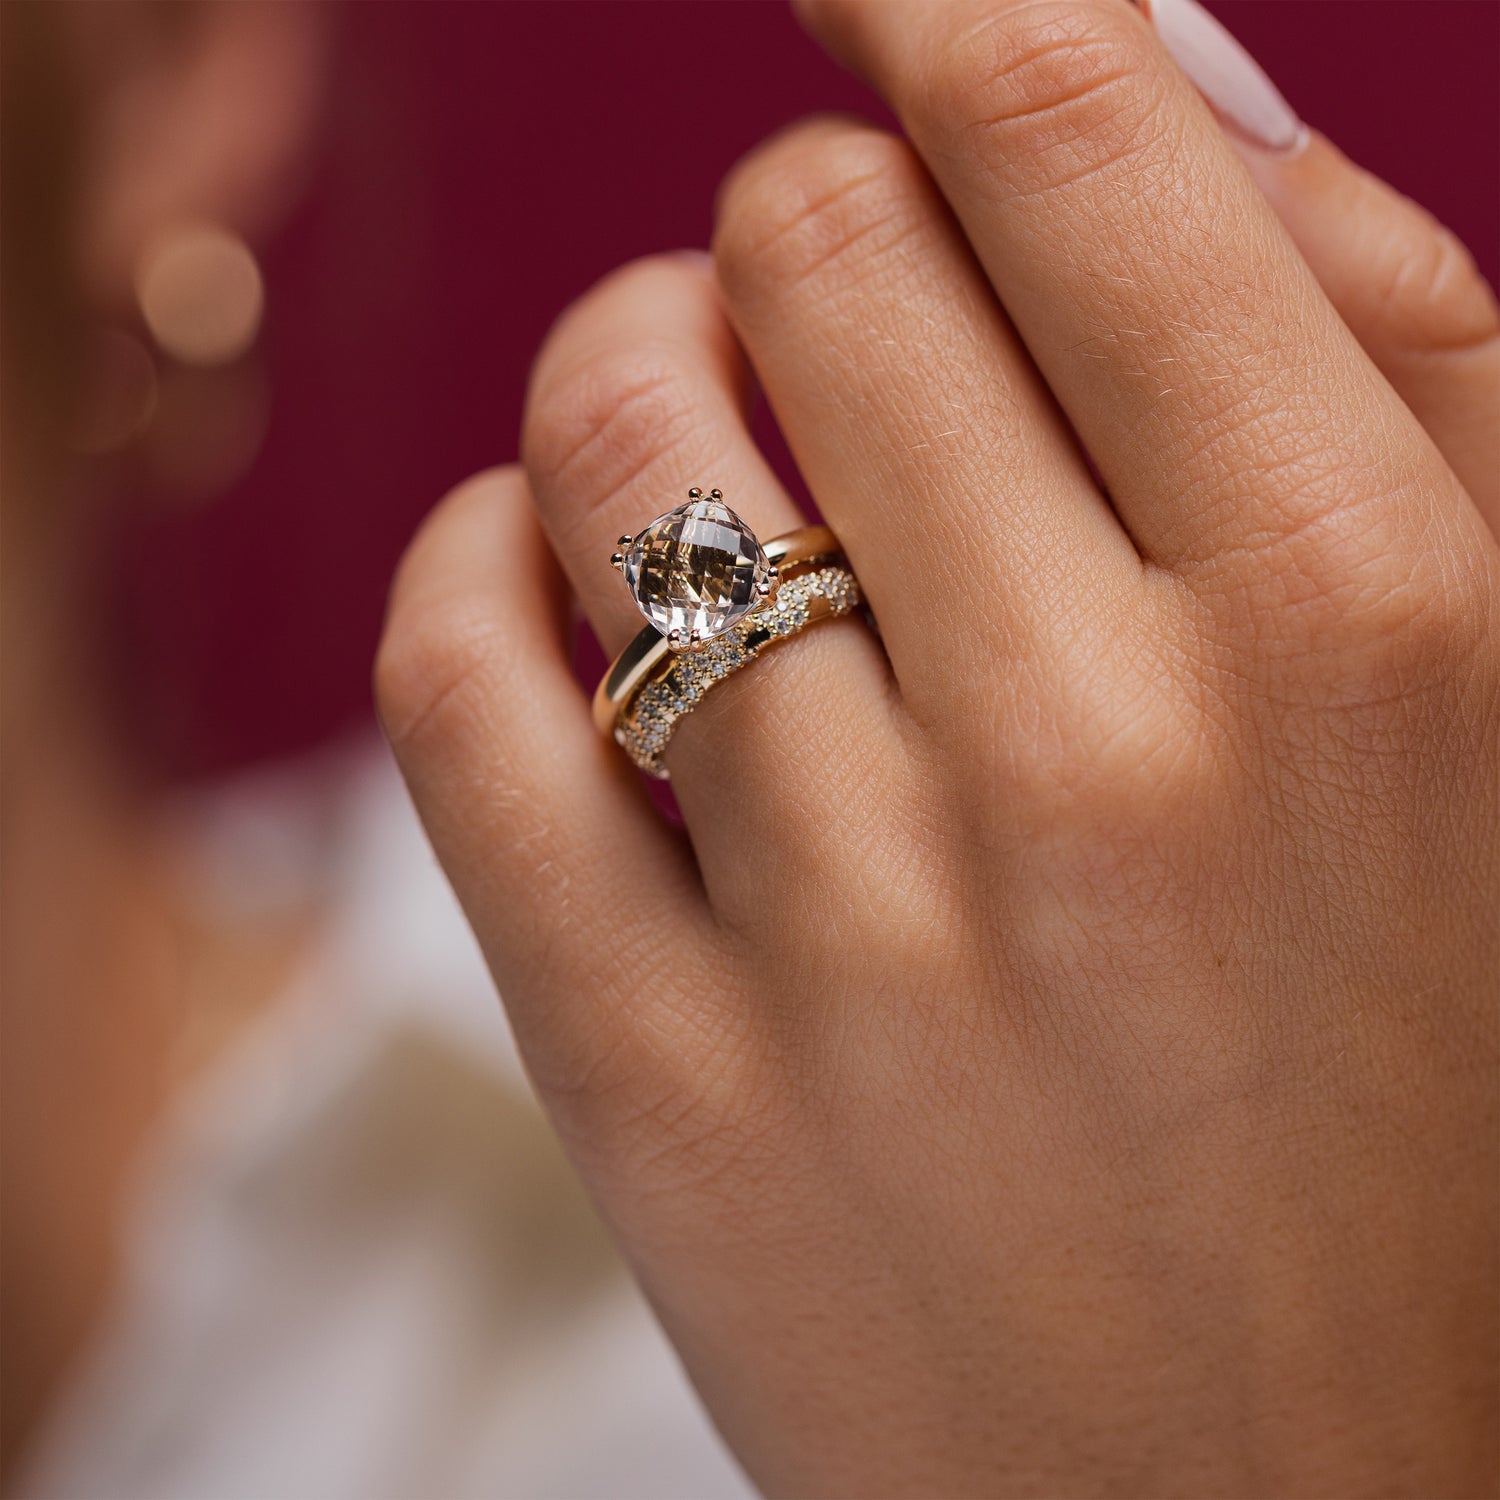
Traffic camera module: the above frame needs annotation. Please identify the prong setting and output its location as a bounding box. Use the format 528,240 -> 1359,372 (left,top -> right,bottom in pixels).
614,486 -> 773,646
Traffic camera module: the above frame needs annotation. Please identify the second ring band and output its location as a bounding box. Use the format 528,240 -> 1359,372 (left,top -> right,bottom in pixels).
593,523 -> 863,779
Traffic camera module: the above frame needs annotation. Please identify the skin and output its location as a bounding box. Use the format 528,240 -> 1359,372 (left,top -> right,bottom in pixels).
0,2 -> 324,1475
379,1 -> 1500,1494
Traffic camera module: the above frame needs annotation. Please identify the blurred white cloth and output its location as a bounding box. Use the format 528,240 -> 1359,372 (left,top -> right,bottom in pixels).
19,740 -> 750,1500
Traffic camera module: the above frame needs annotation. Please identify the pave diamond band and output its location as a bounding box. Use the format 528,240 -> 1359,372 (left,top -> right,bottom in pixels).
612,564 -> 860,778
594,514 -> 862,779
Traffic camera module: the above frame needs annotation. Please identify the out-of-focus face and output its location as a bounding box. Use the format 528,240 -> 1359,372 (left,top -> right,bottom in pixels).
0,0 -> 326,509
0,6 -> 326,1470
0,0 -> 326,751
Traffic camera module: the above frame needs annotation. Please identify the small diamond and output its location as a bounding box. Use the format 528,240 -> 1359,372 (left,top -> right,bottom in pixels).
611,561 -> 859,779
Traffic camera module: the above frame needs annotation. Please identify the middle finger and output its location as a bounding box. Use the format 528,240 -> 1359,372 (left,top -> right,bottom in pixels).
713,114 -> 1143,721
800,0 -> 1465,584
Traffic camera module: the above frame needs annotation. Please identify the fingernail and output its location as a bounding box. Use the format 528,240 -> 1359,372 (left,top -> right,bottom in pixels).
1141,0 -> 1308,154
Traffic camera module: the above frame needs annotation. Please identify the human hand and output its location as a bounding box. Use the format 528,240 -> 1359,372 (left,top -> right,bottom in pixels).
378,1 -> 1499,1493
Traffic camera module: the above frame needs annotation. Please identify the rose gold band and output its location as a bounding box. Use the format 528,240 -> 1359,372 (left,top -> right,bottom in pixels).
592,525 -> 859,779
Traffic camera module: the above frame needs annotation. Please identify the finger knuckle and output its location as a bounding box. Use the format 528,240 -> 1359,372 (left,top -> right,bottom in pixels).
522,344 -> 713,544
1194,477 -> 1498,713
1169,400 -> 1421,576
714,125 -> 926,302
375,590 -> 509,753
1368,212 -> 1500,354
914,0 -> 1166,195
1329,540 -> 1498,702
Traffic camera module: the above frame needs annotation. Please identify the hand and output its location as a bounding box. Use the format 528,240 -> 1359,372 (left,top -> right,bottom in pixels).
378,1 -> 1499,1493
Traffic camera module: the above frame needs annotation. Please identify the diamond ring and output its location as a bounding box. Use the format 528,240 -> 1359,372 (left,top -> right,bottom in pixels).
611,486 -> 777,649
594,489 -> 863,778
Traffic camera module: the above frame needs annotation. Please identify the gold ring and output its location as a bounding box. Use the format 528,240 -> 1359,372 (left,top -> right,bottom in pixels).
593,488 -> 863,779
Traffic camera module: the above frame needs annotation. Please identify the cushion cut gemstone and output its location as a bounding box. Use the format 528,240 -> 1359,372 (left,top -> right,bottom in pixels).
623,497 -> 771,642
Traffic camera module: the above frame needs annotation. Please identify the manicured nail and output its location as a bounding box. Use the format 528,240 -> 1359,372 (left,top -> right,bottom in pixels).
1141,0 -> 1307,154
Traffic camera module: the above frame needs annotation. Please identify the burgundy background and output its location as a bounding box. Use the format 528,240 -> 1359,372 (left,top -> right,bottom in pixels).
119,0 -> 1500,781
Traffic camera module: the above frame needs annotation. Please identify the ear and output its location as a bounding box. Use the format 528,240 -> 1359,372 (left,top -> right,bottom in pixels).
71,0 -> 329,310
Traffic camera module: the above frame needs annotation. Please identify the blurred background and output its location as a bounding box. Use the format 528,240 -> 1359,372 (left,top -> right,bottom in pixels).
108,0 -> 1499,780
2,4 -> 1497,1498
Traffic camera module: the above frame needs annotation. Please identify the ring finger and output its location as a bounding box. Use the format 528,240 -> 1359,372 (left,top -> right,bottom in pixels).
520,255 -> 900,917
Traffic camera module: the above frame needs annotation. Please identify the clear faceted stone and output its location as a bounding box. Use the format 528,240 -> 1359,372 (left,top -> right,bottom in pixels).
623,497 -> 770,642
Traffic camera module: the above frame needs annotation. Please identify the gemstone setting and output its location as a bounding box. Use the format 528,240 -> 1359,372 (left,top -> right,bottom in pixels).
618,490 -> 772,647
613,563 -> 861,778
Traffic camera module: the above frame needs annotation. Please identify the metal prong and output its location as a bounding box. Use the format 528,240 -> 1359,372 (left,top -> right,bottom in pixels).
610,552 -> 625,570
667,627 -> 685,650
709,488 -> 723,500
766,564 -> 780,580
755,580 -> 772,598
617,533 -> 633,548
689,628 -> 703,648
687,487 -> 703,500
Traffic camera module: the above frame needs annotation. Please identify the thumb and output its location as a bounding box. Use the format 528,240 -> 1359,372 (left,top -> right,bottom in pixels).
1142,0 -> 1500,536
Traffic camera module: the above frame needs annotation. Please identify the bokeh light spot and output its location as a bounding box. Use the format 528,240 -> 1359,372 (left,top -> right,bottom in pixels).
136,222 -> 264,367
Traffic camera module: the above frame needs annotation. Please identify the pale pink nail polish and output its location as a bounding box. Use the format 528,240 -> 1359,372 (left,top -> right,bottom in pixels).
1141,0 -> 1308,154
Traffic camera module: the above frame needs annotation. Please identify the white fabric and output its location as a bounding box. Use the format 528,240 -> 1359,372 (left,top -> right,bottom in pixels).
18,741 -> 751,1500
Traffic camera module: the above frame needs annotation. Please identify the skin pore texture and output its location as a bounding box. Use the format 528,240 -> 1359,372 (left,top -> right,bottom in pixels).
380,0 -> 1500,1495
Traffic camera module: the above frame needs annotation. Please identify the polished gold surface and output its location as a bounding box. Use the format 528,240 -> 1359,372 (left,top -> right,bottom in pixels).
592,524 -> 840,737
593,524 -> 860,778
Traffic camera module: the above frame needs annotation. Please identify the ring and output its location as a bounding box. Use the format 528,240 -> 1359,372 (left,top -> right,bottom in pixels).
593,488 -> 863,779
